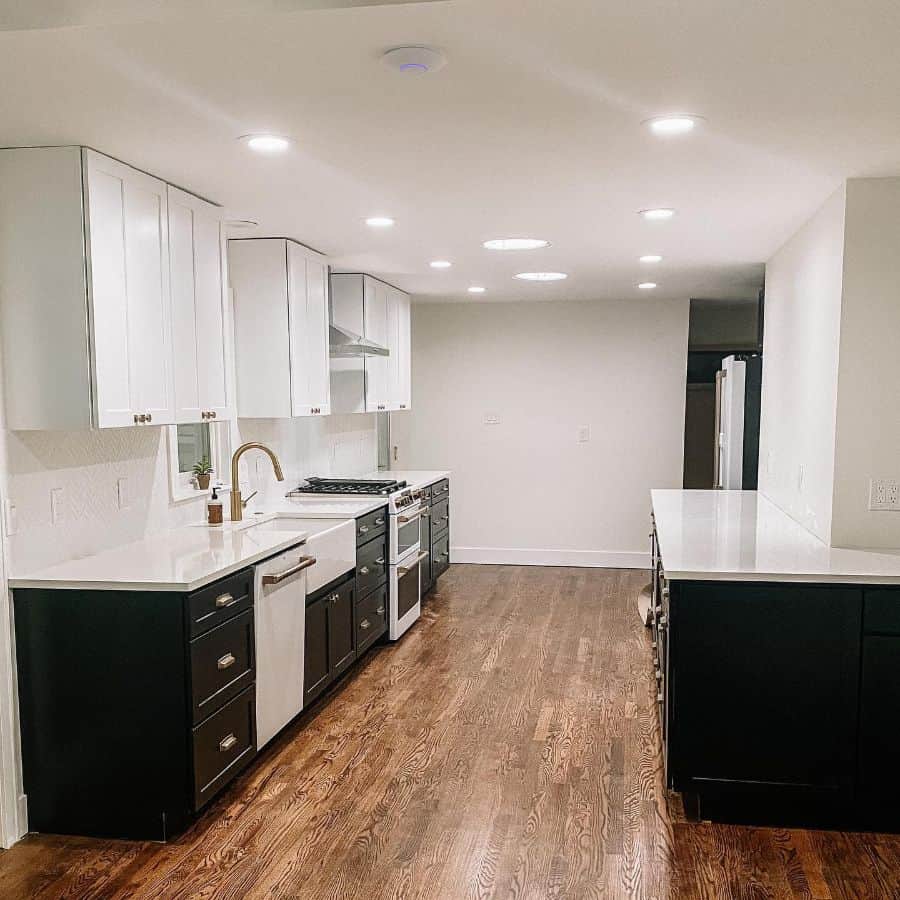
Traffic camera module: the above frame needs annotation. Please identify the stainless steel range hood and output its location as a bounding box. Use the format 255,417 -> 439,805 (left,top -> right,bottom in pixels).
329,323 -> 389,358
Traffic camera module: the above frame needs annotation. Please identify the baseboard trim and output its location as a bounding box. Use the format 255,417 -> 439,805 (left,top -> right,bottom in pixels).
450,547 -> 649,569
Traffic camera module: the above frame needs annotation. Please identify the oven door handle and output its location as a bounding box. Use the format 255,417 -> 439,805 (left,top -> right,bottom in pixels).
397,549 -> 429,577
397,510 -> 423,525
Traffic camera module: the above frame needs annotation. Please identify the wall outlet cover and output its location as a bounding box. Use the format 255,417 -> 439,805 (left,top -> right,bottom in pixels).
869,478 -> 900,511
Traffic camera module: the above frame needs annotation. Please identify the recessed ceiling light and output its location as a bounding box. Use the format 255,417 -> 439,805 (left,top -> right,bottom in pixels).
382,46 -> 447,74
640,254 -> 663,263
483,238 -> 550,251
638,282 -> 658,290
467,286 -> 486,294
644,115 -> 704,136
240,134 -> 291,154
639,208 -> 676,221
515,272 -> 568,282
366,216 -> 395,228
430,260 -> 452,269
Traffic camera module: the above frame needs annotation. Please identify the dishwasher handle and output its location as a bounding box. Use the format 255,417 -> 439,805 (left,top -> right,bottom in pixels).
261,555 -> 316,586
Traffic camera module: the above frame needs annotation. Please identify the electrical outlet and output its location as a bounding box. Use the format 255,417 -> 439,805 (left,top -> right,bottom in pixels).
3,499 -> 17,537
870,479 -> 900,511
117,477 -> 129,511
50,488 -> 64,524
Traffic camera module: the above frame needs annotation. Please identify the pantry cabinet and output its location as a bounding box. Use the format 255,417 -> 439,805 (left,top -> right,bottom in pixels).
229,238 -> 331,419
0,145 -> 231,430
168,186 -> 231,424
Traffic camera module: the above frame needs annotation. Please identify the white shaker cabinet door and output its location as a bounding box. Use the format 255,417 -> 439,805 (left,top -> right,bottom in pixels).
396,288 -> 411,411
287,242 -> 330,417
168,186 -> 229,423
364,276 -> 389,412
83,149 -> 175,427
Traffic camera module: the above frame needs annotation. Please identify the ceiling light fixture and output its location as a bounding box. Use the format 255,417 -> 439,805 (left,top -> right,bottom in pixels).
467,286 -> 486,294
483,238 -> 550,251
240,134 -> 292,154
640,254 -> 663,263
382,46 -> 447,74
638,282 -> 658,290
430,260 -> 452,269
366,216 -> 395,228
515,272 -> 568,282
639,208 -> 676,221
644,115 -> 704,136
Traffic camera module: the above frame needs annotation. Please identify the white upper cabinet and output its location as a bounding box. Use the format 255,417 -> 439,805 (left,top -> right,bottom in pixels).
168,186 -> 230,424
329,273 -> 411,414
229,238 -> 330,419
0,146 -> 229,430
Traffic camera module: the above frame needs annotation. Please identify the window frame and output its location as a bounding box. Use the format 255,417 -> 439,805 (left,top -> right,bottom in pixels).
166,421 -> 231,503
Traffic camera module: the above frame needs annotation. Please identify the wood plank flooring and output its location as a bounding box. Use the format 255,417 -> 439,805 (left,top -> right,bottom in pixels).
1,564 -> 900,899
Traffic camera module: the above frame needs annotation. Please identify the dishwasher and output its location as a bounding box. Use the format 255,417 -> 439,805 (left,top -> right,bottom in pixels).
254,545 -> 316,749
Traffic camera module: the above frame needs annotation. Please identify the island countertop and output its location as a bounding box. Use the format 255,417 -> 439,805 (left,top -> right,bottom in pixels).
652,489 -> 900,584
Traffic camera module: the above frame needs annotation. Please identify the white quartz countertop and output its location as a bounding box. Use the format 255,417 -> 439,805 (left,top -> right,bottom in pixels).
267,496 -> 388,518
652,489 -> 900,584
8,519 -> 310,593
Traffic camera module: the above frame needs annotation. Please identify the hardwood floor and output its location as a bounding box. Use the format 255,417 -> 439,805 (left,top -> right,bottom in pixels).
1,564 -> 900,899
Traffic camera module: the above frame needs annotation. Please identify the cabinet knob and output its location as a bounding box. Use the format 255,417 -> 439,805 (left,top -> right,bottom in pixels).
211,411 -> 217,419
201,411 -> 208,420
133,414 -> 141,424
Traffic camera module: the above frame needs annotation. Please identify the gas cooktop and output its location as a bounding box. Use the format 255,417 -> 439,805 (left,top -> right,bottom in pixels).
288,477 -> 409,497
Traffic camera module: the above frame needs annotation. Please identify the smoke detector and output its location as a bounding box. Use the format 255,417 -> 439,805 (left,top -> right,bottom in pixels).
382,46 -> 447,75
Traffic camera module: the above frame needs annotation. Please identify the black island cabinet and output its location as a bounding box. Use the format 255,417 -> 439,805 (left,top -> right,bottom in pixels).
651,515 -> 900,830
14,566 -> 259,841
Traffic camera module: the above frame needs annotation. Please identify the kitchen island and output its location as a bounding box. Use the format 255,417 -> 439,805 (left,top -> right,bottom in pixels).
651,489 -> 900,830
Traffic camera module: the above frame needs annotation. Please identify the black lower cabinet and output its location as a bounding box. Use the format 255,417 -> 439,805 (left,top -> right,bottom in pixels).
303,575 -> 357,708
14,565 -> 260,840
428,479 -> 450,590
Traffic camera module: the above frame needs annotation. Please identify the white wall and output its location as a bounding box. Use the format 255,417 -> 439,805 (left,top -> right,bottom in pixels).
758,185 -> 846,542
391,298 -> 689,567
831,178 -> 900,550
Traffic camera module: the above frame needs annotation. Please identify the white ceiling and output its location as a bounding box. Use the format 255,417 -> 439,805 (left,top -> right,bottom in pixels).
2,0 -> 900,303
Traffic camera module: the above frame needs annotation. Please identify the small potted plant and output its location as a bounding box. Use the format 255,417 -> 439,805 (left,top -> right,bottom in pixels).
192,457 -> 213,491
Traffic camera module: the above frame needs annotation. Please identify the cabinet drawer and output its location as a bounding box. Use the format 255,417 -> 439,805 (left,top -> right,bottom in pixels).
432,532 -> 450,580
192,686 -> 256,811
431,498 -> 450,537
864,590 -> 900,635
188,568 -> 253,638
430,479 -> 449,501
357,535 -> 387,598
190,610 -> 255,725
356,507 -> 387,546
356,585 -> 387,654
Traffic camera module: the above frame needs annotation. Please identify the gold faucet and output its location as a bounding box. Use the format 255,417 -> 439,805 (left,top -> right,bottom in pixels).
230,442 -> 284,522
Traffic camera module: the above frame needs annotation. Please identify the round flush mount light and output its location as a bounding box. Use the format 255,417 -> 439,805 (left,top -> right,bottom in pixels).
483,238 -> 550,251
467,286 -> 486,294
365,216 -> 395,228
515,272 -> 568,282
639,207 -> 676,221
382,46 -> 447,74
239,134 -> 292,154
644,115 -> 704,136
430,260 -> 452,269
638,282 -> 658,290
639,254 -> 663,263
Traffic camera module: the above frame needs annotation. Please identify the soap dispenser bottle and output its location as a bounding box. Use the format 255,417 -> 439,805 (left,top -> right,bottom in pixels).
207,487 -> 223,526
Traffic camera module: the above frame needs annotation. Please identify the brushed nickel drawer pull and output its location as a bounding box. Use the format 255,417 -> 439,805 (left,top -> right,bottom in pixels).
217,652 -> 236,671
215,593 -> 235,609
262,556 -> 316,585
375,517 -> 385,525
359,566 -> 370,575
376,605 -> 385,615
360,619 -> 371,630
219,733 -> 238,753
359,525 -> 370,534
375,557 -> 385,565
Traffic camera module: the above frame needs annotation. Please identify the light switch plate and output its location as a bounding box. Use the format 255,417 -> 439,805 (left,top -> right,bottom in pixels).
483,414 -> 501,425
577,426 -> 591,443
